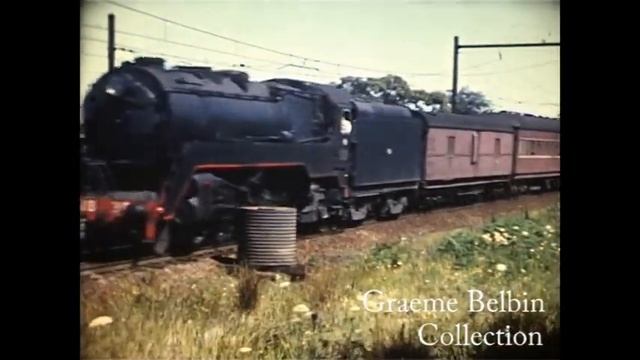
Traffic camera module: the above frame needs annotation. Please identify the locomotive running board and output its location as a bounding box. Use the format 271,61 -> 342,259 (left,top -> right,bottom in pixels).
514,173 -> 560,179
352,184 -> 419,198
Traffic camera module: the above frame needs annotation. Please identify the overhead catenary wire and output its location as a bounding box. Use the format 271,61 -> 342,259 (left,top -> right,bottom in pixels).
102,0 -> 446,77
82,51 -> 109,59
82,23 -> 348,78
83,24 -> 288,67
82,33 -> 557,100
454,68 -> 559,114
87,46 -> 558,93
451,35 -> 559,113
81,36 -> 334,80
460,57 -> 503,71
83,36 -> 228,67
462,59 -> 558,76
82,6 -> 558,115
495,96 -> 559,107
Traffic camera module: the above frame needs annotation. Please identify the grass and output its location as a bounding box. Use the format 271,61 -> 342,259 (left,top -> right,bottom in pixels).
81,203 -> 560,359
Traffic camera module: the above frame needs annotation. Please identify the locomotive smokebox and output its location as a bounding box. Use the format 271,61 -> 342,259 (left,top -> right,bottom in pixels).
238,206 -> 298,269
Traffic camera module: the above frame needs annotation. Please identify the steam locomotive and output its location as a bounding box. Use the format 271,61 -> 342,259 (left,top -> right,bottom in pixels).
80,57 -> 559,255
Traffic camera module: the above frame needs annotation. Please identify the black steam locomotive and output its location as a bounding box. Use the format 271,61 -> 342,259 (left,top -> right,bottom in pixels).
81,57 -> 559,255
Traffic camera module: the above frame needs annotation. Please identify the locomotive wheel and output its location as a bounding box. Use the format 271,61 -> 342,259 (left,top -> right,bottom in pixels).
167,221 -> 197,256
153,220 -> 196,256
299,221 -> 322,234
123,205 -> 146,263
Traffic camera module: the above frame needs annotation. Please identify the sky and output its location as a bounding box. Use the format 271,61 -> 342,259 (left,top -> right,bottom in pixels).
80,0 -> 560,117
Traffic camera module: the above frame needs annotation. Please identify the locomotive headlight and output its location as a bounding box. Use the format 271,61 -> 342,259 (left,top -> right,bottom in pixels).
81,198 -> 96,213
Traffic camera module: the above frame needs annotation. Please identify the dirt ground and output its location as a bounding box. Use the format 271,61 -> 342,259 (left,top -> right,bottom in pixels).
297,192 -> 559,264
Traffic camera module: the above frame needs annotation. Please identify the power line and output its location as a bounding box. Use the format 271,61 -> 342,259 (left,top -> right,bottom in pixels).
82,36 -> 226,67
119,45 -> 235,67
83,24 -> 286,67
404,72 -> 446,77
82,11 -> 452,81
495,96 -> 559,107
462,59 -> 558,76
461,57 -> 502,71
103,0 -> 436,76
82,36 -> 109,44
81,51 -> 108,59
82,23 -> 348,78
81,37 -> 332,80
83,12 -> 559,108
103,0 -> 308,58
451,36 -> 559,113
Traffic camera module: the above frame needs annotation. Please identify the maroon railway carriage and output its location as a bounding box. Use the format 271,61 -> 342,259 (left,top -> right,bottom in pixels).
417,112 -> 559,201
510,114 -> 560,190
422,113 -> 515,184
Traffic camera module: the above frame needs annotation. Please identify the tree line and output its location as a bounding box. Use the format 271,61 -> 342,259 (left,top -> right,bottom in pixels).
334,74 -> 492,115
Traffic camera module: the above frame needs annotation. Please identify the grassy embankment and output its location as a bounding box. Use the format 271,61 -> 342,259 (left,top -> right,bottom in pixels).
82,204 -> 560,359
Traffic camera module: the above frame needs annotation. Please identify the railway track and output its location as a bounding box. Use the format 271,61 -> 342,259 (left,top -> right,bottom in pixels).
80,228 -> 338,277
80,245 -> 238,277
80,192 -> 559,277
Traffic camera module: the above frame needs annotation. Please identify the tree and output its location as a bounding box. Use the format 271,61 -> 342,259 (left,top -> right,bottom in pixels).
337,74 -> 490,114
338,75 -> 446,112
450,87 -> 492,114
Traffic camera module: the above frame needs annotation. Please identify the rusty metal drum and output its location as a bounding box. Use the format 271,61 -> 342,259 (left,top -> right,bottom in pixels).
239,206 -> 298,267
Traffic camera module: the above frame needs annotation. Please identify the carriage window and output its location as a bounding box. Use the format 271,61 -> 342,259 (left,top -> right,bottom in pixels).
447,136 -> 455,155
494,138 -> 501,156
518,140 -> 561,156
520,140 -> 535,155
519,140 -> 528,155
